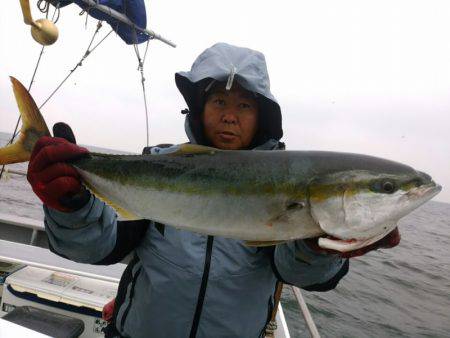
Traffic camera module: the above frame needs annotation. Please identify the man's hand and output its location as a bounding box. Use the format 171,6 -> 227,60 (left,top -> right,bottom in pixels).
27,123 -> 90,212
304,227 -> 401,258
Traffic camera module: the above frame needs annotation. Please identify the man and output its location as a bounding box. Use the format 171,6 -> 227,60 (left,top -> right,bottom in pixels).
27,42 -> 399,338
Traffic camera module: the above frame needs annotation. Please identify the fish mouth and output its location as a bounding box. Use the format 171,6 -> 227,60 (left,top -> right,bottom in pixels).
317,230 -> 393,252
406,182 -> 441,199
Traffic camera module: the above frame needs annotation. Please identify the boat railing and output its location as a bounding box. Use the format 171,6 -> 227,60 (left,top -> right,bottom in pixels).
291,285 -> 321,338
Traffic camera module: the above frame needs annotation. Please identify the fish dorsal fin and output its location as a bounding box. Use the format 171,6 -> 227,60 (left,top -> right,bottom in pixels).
170,144 -> 219,156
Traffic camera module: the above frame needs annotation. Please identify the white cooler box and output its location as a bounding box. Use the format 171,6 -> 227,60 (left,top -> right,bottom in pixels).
0,266 -> 118,338
0,261 -> 25,298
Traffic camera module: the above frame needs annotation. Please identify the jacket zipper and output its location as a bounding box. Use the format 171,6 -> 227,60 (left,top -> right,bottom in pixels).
119,264 -> 142,333
189,235 -> 214,338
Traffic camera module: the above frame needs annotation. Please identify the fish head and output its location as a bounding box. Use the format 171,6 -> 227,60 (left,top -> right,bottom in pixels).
308,169 -> 441,252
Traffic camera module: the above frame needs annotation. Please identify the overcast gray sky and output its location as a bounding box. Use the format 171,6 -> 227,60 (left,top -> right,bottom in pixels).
0,0 -> 449,203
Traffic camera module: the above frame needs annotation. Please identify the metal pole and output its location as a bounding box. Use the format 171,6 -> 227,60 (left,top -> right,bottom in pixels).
291,286 -> 321,338
74,0 -> 176,47
3,168 -> 27,176
30,229 -> 38,246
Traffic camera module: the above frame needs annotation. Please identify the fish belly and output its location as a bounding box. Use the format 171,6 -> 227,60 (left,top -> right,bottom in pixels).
78,170 -> 323,241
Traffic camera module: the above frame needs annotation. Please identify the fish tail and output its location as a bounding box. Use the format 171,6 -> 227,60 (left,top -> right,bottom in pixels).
0,77 -> 50,165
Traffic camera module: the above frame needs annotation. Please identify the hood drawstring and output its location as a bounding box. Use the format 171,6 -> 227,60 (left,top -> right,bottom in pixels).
204,79 -> 216,93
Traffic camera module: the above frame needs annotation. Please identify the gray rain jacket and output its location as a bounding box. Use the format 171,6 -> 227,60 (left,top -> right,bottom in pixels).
44,43 -> 348,338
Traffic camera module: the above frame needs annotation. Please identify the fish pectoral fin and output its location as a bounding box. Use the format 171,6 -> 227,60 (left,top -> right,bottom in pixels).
244,240 -> 288,247
269,201 -> 306,224
170,144 -> 219,156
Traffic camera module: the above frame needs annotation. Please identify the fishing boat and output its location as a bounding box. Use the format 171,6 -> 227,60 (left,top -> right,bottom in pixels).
0,212 -> 293,337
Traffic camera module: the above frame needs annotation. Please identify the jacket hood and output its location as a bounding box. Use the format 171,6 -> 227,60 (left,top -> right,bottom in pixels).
175,42 -> 283,146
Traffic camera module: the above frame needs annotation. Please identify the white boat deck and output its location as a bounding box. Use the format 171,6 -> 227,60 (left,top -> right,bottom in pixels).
0,213 -> 293,337
0,318 -> 51,337
0,213 -> 44,231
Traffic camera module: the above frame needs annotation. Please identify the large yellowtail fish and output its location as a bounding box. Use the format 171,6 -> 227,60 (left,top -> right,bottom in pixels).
0,77 -> 442,252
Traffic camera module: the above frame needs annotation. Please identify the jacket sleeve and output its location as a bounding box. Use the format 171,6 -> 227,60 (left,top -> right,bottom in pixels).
44,195 -> 149,265
272,240 -> 349,291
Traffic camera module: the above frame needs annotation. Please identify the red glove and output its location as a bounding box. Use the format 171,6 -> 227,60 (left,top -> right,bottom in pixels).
102,298 -> 116,322
27,133 -> 89,212
304,227 -> 401,258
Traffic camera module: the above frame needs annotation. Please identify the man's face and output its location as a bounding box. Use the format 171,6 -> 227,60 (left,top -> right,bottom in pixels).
202,86 -> 259,150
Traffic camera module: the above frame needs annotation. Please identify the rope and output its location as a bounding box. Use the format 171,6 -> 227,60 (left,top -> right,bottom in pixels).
37,0 -> 50,14
52,2 -> 61,24
84,6 -> 91,28
133,39 -> 152,147
265,282 -> 283,337
2,0 -> 60,145
1,1 -> 64,179
1,19 -> 110,180
0,45 -> 46,180
39,22 -> 113,110
142,38 -> 150,64
37,0 -> 60,23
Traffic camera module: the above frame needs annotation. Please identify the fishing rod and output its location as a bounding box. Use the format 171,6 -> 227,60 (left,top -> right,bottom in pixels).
2,169 -> 27,177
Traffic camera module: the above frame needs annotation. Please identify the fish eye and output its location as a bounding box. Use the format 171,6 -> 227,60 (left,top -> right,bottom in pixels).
370,179 -> 398,194
382,181 -> 396,193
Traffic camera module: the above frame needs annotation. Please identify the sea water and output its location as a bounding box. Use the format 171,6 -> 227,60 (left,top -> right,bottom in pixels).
1,132 -> 449,337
